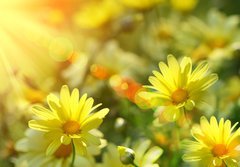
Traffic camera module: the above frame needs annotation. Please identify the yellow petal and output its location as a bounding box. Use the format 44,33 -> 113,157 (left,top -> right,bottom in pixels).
223,119 -> 231,144
158,62 -> 176,89
47,93 -> 67,121
183,149 -> 212,162
181,140 -> 204,151
60,85 -> 71,116
79,97 -> 94,122
81,132 -> 101,145
188,74 -> 218,94
138,90 -> 170,101
179,57 -> 192,87
199,74 -> 218,91
69,134 -> 81,138
73,139 -> 87,156
180,56 -> 192,75
224,158 -> 239,167
142,146 -> 163,165
44,131 -> 62,140
210,116 -> 219,142
81,119 -> 103,132
161,106 -> 181,122
227,128 -> 240,148
190,61 -> 209,81
31,105 -> 56,120
167,55 -> 180,85
29,120 -> 62,132
81,108 -> 109,131
151,71 -> 172,94
74,93 -> 88,121
70,88 -> 80,119
199,117 -> 215,144
46,139 -> 61,156
81,108 -> 109,124
134,140 -> 151,160
88,103 -> 103,115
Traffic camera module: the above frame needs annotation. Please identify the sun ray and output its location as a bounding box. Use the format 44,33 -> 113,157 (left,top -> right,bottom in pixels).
0,0 -> 66,93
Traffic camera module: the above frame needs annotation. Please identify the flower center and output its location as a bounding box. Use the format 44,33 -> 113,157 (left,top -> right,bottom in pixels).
54,144 -> 72,158
171,88 -> 188,104
62,120 -> 80,135
212,144 -> 228,157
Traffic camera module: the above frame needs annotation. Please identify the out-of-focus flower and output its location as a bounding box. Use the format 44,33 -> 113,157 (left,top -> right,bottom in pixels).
109,75 -> 142,103
28,85 -> 109,156
132,140 -> 163,167
62,52 -> 89,88
121,0 -> 163,10
139,55 -> 218,121
63,40 -> 145,95
219,76 -> 240,110
141,15 -> 180,60
91,41 -> 146,78
170,0 -> 198,12
14,73 -> 54,105
73,0 -> 124,29
99,140 -> 163,167
23,88 -> 46,104
182,116 -> 240,167
154,132 -> 169,146
2,72 -> 56,124
91,64 -> 112,80
14,129 -> 96,167
176,10 -> 240,66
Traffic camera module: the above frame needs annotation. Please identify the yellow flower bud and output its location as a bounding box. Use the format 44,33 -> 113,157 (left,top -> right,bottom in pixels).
118,146 -> 135,165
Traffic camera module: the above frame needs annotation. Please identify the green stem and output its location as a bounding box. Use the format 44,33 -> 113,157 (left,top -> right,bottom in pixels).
183,108 -> 191,128
215,95 -> 220,119
70,141 -> 76,167
132,162 -> 138,167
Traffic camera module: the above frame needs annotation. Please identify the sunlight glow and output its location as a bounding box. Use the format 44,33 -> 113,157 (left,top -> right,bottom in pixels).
0,0 -> 66,92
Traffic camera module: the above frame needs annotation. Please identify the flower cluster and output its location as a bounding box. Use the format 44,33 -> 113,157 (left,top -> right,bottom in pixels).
0,0 -> 240,167
139,55 -> 218,121
183,116 -> 240,166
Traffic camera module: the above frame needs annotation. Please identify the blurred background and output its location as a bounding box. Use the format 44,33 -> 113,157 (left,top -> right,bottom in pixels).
0,0 -> 240,166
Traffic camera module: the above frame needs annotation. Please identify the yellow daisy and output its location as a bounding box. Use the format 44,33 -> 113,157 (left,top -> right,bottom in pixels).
28,85 -> 109,156
182,116 -> 240,167
15,129 -> 97,167
140,55 -> 218,121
